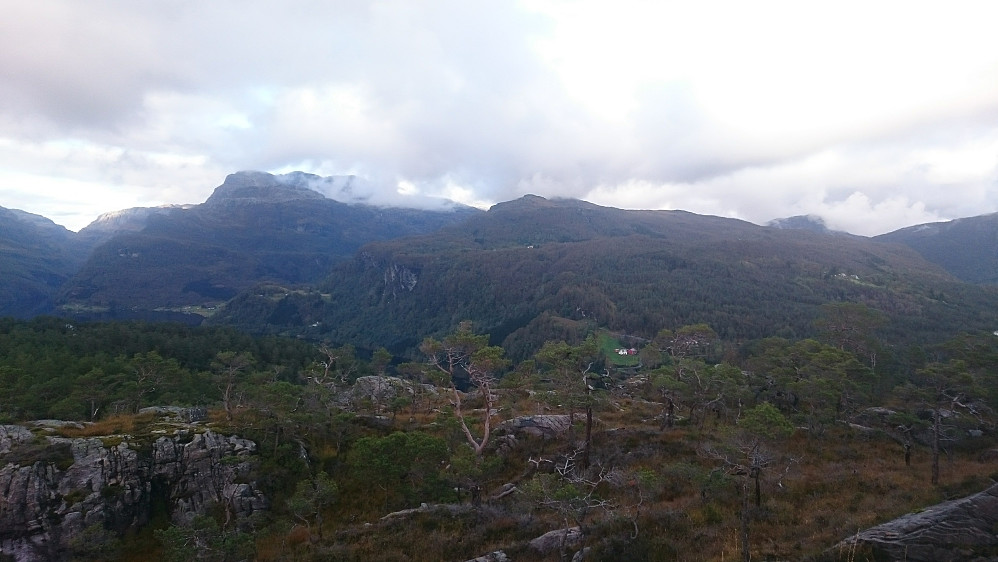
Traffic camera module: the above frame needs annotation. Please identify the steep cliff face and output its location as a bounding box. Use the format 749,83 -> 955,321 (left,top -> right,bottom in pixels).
0,421 -> 266,561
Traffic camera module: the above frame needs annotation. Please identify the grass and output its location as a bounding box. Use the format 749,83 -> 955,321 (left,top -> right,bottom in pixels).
599,331 -> 642,367
53,413 -> 152,438
240,391 -> 997,562
10,382 -> 996,561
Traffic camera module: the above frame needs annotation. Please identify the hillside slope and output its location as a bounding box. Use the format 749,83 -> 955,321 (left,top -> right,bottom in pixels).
55,171 -> 481,321
875,212 -> 998,284
212,195 -> 997,357
0,208 -> 89,317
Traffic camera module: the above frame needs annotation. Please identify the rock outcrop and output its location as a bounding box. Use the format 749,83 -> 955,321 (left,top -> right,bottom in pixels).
529,526 -> 583,555
332,375 -> 438,411
498,414 -> 581,438
829,483 -> 998,561
0,421 -> 266,562
464,551 -> 511,562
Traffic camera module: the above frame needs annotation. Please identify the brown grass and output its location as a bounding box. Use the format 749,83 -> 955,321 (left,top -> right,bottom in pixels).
53,413 -> 154,437
312,402 -> 996,562
74,387 -> 992,562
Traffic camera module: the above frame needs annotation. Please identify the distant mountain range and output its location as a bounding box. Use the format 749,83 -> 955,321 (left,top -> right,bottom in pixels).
3,171 -> 998,357
1,171 -> 480,321
209,194 -> 998,357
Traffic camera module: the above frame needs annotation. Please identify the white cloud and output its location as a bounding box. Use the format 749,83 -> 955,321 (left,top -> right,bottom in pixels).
2,0 -> 998,234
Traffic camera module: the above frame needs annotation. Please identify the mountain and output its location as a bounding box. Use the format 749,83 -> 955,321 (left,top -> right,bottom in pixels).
54,171 -> 481,321
875,212 -> 998,284
76,205 -> 192,247
211,195 -> 998,358
9,174 -> 998,345
767,214 -> 843,235
0,207 -> 89,317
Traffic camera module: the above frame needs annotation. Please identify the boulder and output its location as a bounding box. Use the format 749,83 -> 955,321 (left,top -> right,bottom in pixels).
830,483 -> 998,561
498,414 -> 581,438
529,526 -> 583,554
333,376 -> 437,410
464,550 -> 510,562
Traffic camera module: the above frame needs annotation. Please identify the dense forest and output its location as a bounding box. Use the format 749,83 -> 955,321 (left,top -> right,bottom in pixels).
3,307 -> 998,560
214,213 -> 998,363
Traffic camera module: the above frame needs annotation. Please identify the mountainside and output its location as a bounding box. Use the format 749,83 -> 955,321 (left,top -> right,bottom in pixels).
875,212 -> 998,284
76,205 -> 192,247
54,171 -> 481,321
7,174 -> 998,339
0,208 -> 89,317
212,195 -> 998,358
767,214 -> 843,235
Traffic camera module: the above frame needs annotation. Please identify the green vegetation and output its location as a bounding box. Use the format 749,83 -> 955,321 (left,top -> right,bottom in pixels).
0,207 -> 86,318
0,317 -> 317,422
55,177 -> 481,316
598,332 -> 641,367
2,310 -> 998,560
212,197 -> 998,365
876,212 -> 998,284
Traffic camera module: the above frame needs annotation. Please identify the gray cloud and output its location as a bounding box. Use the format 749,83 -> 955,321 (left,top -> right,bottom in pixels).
2,1 -> 998,234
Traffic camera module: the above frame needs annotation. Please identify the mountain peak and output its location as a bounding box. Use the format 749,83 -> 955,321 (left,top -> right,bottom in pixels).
767,215 -> 835,234
487,194 -> 603,214
78,205 -> 189,241
487,194 -> 552,212
1,207 -> 72,234
204,171 -> 327,206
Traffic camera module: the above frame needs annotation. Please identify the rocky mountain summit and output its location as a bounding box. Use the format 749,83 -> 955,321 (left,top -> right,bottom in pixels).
75,205 -> 190,247
0,411 -> 266,562
767,214 -> 845,235
202,170 -> 328,206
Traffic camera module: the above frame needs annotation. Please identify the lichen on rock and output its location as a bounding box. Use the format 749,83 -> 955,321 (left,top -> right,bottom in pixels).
0,419 -> 267,562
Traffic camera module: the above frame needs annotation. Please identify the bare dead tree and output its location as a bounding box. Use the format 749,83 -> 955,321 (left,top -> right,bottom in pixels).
526,451 -> 623,560
422,322 -> 508,456
212,351 -> 255,421
700,438 -> 800,562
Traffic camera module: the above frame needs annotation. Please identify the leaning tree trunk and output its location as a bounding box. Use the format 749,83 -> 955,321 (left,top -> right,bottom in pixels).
740,479 -> 751,562
751,466 -> 761,507
931,408 -> 941,485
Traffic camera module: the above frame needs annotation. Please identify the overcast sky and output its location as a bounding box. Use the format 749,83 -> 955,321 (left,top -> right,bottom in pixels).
2,1 -> 998,235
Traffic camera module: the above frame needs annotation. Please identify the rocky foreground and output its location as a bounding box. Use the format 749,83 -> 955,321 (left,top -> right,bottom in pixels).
0,409 -> 266,562
824,482 -> 998,562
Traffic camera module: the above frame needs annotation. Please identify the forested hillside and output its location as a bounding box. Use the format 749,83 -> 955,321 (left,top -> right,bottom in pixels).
876,212 -> 998,285
0,171 -> 480,321
57,172 -> 480,320
213,195 -> 998,360
0,208 -> 88,317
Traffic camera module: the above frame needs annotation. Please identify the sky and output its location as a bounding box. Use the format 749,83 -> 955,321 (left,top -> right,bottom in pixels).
2,1 -> 998,235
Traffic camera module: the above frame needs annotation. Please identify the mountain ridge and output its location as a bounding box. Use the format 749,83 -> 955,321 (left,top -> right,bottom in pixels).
5,178 -> 998,351
0,171 -> 481,319
0,207 -> 89,317
210,194 -> 996,360
875,212 -> 998,284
